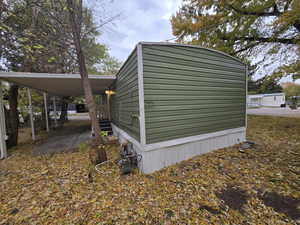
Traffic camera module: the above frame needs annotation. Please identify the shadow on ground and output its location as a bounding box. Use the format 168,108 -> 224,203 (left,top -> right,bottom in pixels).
216,185 -> 249,213
258,191 -> 300,220
215,185 -> 300,220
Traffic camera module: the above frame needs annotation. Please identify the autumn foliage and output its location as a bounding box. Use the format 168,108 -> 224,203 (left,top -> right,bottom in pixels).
171,0 -> 300,80
0,116 -> 299,224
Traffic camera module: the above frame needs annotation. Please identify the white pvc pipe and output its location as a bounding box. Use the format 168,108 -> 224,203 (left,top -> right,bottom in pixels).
53,96 -> 57,127
27,88 -> 35,141
43,93 -> 49,132
0,83 -> 7,159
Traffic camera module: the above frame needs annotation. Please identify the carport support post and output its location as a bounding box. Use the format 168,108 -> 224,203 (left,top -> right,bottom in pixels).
27,88 -> 35,141
53,96 -> 58,127
0,83 -> 7,159
43,93 -> 49,132
107,93 -> 111,121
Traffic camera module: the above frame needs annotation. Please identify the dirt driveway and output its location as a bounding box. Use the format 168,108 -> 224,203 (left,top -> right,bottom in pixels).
247,107 -> 300,118
32,120 -> 91,155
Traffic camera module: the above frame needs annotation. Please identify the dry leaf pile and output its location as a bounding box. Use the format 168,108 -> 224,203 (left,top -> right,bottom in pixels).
0,116 -> 299,224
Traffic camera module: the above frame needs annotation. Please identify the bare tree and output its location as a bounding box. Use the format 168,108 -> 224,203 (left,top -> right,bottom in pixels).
67,0 -> 107,162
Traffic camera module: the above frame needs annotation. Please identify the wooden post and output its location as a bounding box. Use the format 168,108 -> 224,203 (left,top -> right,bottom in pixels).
53,96 -> 58,127
0,83 -> 7,159
27,88 -> 35,141
43,93 -> 49,132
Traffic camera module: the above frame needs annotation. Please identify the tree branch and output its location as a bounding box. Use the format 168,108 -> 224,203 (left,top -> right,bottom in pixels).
227,2 -> 300,32
284,0 -> 293,11
228,3 -> 282,17
95,13 -> 121,30
222,36 -> 299,45
234,42 -> 260,54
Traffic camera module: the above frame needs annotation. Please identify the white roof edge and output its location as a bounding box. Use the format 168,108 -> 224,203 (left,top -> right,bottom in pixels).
248,92 -> 285,97
0,71 -> 116,79
262,92 -> 285,96
115,45 -> 139,77
248,94 -> 263,98
139,41 -> 246,66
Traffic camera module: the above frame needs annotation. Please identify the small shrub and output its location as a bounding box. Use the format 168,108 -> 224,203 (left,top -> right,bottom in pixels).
79,142 -> 89,153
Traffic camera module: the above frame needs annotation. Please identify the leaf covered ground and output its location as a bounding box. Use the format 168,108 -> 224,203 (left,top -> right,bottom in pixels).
0,116 -> 300,224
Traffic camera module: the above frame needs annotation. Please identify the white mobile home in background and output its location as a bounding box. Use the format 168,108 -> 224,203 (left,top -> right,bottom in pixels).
248,93 -> 285,108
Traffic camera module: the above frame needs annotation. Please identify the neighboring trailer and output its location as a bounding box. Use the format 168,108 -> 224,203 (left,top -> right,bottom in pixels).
261,93 -> 285,107
247,93 -> 285,108
247,94 -> 263,108
111,42 -> 247,173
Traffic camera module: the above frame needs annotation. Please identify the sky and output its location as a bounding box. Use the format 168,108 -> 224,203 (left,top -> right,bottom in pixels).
86,0 -> 297,84
94,1 -> 296,82
94,0 -> 182,62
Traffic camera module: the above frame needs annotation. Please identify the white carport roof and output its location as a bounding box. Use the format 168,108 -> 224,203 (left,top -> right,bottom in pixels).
0,72 -> 116,96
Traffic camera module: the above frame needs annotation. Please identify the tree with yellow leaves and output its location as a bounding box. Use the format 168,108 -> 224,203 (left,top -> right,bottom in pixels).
171,0 -> 300,80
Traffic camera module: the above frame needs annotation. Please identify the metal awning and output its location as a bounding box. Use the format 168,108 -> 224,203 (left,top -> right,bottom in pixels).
0,72 -> 116,96
0,71 -> 117,159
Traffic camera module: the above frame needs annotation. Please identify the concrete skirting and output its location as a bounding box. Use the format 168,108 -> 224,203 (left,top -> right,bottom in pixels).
112,123 -> 246,173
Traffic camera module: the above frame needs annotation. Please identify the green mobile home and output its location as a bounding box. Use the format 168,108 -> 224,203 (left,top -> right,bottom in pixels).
0,42 -> 246,173
110,42 -> 247,173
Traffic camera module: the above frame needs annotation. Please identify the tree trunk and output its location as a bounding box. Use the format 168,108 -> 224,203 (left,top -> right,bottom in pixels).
7,84 -> 19,148
67,0 -> 107,162
59,97 -> 69,121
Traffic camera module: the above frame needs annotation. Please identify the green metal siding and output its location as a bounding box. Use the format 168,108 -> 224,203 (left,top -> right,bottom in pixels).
110,48 -> 140,141
142,44 -> 246,144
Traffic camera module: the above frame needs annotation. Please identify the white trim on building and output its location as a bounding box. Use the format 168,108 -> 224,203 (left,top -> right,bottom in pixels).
137,43 -> 146,146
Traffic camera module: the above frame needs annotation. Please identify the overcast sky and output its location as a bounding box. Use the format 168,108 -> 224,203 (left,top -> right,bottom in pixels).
89,0 -> 297,83
95,0 -> 182,62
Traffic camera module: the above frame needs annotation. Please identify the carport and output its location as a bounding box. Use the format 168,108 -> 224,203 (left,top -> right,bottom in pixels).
0,71 -> 116,159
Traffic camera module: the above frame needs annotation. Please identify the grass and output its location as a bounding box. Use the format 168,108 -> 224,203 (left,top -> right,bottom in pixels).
0,116 -> 299,225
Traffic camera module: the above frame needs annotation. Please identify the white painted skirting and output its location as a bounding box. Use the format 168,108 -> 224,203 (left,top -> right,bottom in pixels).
111,123 -> 142,152
140,128 -> 246,173
112,123 -> 246,174
144,127 -> 246,151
